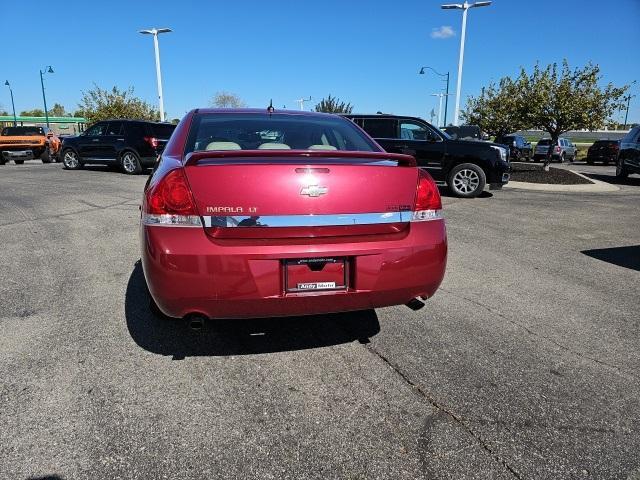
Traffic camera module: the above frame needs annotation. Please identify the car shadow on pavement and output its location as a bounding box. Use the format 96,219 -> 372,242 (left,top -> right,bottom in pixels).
125,262 -> 380,358
583,173 -> 640,186
581,245 -> 640,272
437,186 -> 493,199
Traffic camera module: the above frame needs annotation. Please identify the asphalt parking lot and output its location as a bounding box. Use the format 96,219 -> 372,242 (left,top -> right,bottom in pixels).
1,163 -> 639,480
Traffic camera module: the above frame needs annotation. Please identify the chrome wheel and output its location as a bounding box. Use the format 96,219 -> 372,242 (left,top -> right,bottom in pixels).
63,150 -> 79,169
452,169 -> 480,195
122,153 -> 138,174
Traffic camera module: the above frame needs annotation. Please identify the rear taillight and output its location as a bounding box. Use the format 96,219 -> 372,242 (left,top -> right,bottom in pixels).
143,169 -> 201,226
554,146 -> 561,153
144,136 -> 159,148
412,169 -> 443,222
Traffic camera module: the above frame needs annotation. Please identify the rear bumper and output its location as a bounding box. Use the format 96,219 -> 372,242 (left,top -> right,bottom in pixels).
140,221 -> 447,319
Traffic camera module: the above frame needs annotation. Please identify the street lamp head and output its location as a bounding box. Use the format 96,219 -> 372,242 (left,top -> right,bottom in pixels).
419,67 -> 425,74
139,28 -> 172,35
441,3 -> 463,9
4,80 -> 9,87
47,66 -> 54,74
470,1 -> 492,7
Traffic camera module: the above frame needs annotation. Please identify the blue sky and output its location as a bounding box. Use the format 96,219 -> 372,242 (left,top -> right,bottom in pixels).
1,0 -> 639,123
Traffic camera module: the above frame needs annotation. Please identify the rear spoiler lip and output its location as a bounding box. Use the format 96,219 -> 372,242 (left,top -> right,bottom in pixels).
183,149 -> 416,167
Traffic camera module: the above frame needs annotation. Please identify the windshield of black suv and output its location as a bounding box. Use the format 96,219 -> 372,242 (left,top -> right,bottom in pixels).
186,113 -> 380,153
1,127 -> 45,136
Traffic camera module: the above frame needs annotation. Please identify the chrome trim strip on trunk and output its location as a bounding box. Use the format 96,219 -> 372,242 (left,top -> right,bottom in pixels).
202,210 -> 443,228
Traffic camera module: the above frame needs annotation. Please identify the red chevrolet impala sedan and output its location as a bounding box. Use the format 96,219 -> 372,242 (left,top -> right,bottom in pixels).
140,109 -> 447,320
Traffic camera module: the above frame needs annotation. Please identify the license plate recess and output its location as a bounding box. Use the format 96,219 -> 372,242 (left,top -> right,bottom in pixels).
284,257 -> 347,293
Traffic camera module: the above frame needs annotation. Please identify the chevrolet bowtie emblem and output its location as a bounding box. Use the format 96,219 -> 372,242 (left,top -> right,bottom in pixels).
300,185 -> 328,197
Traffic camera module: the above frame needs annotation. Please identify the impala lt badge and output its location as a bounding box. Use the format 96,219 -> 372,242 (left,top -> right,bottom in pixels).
300,185 -> 328,197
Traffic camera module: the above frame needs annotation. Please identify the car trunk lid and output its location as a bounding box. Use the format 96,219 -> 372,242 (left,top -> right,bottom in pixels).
183,150 -> 419,239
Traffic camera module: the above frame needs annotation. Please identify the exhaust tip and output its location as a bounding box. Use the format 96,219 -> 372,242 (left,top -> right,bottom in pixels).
187,314 -> 207,331
405,298 -> 425,311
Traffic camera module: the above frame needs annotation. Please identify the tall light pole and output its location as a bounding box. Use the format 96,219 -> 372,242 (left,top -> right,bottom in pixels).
295,96 -> 312,111
420,66 -> 450,126
441,1 -> 491,126
623,94 -> 635,130
139,27 -> 172,122
4,80 -> 17,126
431,93 -> 445,127
39,66 -> 54,128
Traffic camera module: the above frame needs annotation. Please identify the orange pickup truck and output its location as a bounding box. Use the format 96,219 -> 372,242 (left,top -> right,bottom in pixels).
0,126 -> 60,165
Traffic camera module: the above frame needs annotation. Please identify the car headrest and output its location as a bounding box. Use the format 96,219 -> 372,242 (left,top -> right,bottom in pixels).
307,145 -> 337,151
206,141 -> 241,151
258,143 -> 291,149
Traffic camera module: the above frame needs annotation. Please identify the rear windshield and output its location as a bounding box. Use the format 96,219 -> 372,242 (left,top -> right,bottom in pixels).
185,113 -> 379,154
1,126 -> 45,136
148,123 -> 176,139
537,139 -> 552,146
592,140 -> 617,146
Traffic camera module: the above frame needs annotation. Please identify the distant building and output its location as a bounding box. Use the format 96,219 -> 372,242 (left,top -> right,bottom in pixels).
0,115 -> 87,137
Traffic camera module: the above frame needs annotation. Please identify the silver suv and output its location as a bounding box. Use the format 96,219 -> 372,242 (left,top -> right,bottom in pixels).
533,138 -> 577,163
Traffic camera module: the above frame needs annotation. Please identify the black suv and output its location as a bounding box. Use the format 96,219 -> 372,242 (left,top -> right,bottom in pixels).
60,120 -> 176,174
495,134 -> 532,161
616,126 -> 640,178
343,114 -> 510,197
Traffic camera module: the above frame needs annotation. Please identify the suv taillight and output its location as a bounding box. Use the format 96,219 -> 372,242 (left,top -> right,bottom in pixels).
412,169 -> 443,222
142,169 -> 201,226
144,136 -> 159,148
554,145 -> 561,153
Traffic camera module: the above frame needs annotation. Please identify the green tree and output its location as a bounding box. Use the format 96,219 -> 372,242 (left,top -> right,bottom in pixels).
521,60 -> 629,169
78,85 -> 159,123
48,103 -> 66,117
462,75 -> 528,139
20,108 -> 45,117
211,91 -> 246,108
314,95 -> 353,114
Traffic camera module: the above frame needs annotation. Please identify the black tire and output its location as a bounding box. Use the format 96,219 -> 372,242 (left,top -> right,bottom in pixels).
61,149 -> 82,170
0,156 -> 5,166
121,151 -> 142,175
558,154 -> 566,163
586,159 -> 594,165
616,158 -> 629,178
447,163 -> 487,198
41,152 -> 52,164
14,159 -> 24,165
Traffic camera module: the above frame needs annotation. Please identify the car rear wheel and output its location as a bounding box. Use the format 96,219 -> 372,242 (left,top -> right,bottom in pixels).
558,154 -> 566,163
62,149 -> 81,170
616,158 -> 629,178
121,151 -> 142,174
14,160 -> 24,165
448,163 -> 486,198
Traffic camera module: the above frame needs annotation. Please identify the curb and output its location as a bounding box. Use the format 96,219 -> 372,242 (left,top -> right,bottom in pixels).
505,178 -> 619,192
505,167 -> 620,192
